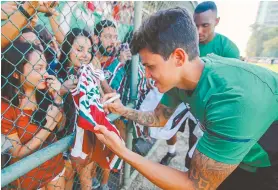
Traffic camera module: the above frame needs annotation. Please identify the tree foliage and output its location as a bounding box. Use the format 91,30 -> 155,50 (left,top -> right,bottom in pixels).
246,26 -> 278,57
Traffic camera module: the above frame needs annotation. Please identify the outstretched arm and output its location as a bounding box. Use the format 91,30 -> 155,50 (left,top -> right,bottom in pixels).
49,14 -> 65,45
102,92 -> 176,127
1,2 -> 36,49
1,2 -> 58,49
95,125 -> 238,190
102,92 -> 175,127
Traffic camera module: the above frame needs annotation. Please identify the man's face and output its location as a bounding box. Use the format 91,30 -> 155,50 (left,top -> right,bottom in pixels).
139,48 -> 182,93
193,10 -> 219,44
98,26 -> 118,56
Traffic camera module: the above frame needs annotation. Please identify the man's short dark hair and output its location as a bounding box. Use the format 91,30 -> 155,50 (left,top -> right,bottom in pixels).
130,7 -> 199,61
94,20 -> 116,37
194,1 -> 217,14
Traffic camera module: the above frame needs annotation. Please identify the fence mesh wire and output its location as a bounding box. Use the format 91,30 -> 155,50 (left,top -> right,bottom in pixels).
1,1 -> 196,189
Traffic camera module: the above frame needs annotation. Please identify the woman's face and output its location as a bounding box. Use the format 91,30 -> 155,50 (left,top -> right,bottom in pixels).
69,36 -> 92,68
22,50 -> 48,91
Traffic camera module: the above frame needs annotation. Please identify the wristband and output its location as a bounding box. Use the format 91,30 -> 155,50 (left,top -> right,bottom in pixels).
19,5 -> 32,20
44,2 -> 56,17
44,12 -> 53,17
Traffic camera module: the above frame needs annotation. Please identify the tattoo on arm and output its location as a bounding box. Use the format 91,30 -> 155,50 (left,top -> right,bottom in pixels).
123,109 -> 159,127
123,104 -> 175,127
162,105 -> 175,119
189,150 -> 238,190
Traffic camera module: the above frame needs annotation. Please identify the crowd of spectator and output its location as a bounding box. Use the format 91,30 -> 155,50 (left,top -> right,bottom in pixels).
1,1 -> 149,190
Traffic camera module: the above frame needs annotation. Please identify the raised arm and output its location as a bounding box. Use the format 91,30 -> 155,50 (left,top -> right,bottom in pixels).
1,2 -> 17,21
1,2 -> 37,49
49,14 -> 65,45
1,2 -> 59,49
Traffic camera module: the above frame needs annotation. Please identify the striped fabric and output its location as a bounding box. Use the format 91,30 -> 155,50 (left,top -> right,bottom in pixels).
101,57 -> 153,139
101,57 -> 126,94
121,61 -> 153,138
71,64 -> 124,170
102,58 -> 153,139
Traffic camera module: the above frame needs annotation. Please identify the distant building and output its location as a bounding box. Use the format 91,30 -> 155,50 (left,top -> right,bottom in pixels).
256,1 -> 278,27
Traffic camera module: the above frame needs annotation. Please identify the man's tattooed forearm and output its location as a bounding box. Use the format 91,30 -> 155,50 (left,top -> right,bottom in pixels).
188,150 -> 237,190
162,106 -> 175,120
123,109 -> 160,127
123,104 -> 175,127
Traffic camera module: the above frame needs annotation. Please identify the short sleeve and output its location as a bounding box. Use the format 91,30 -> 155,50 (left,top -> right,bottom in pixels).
160,88 -> 181,108
196,90 -> 276,164
1,102 -> 17,136
223,40 -> 240,59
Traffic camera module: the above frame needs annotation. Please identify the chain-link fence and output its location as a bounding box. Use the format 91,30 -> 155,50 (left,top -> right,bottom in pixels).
1,1 -> 196,190
142,1 -> 196,20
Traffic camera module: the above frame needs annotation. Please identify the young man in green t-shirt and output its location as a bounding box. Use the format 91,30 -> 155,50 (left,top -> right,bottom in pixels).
161,1 -> 241,166
95,7 -> 278,190
195,1 -> 239,58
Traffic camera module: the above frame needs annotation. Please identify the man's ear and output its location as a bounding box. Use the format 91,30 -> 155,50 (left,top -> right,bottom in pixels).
172,48 -> 187,67
215,17 -> 220,26
13,72 -> 19,79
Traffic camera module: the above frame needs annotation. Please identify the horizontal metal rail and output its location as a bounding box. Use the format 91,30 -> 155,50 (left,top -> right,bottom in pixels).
1,103 -> 134,187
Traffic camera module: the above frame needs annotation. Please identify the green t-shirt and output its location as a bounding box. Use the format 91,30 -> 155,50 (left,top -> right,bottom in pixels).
199,33 -> 240,58
161,54 -> 278,172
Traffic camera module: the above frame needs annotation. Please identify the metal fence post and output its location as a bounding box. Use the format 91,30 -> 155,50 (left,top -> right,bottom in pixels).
123,1 -> 143,188
130,1 -> 143,101
123,120 -> 134,187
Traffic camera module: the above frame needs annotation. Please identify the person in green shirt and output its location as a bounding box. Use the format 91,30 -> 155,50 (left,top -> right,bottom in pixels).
195,1 -> 240,58
94,7 -> 278,190
161,1 -> 241,166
